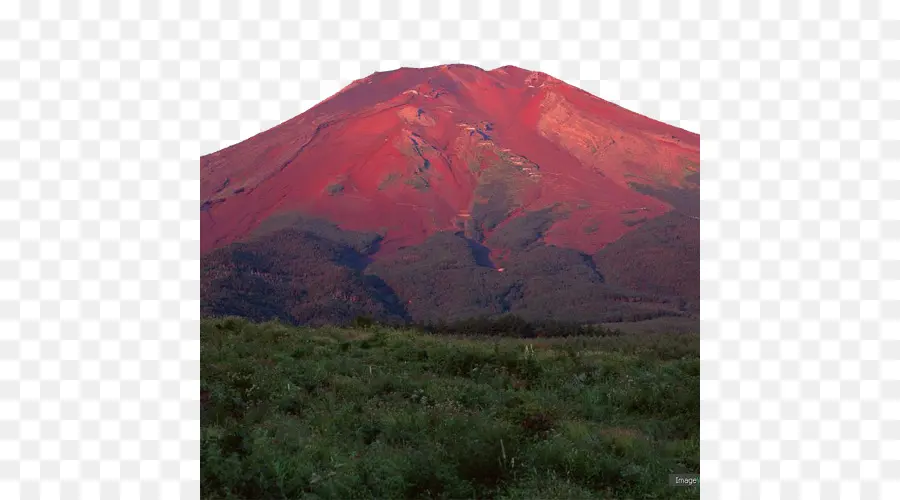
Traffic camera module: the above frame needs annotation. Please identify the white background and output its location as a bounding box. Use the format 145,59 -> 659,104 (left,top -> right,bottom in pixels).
2,0 -> 898,498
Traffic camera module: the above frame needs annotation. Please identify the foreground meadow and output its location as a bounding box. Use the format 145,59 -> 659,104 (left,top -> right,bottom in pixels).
201,317 -> 699,499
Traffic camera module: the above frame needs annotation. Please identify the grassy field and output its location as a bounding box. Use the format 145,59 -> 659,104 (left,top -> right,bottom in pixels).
201,317 -> 699,499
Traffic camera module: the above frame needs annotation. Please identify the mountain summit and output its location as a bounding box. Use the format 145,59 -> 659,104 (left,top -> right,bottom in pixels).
201,64 -> 699,327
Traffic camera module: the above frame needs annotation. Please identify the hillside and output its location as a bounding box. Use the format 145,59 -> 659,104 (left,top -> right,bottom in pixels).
201,317 -> 700,499
200,64 -> 699,326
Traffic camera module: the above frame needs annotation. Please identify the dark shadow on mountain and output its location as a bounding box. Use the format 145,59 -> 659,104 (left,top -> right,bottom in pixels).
203,213 -> 697,327
202,219 -> 405,327
464,237 -> 496,268
593,211 -> 699,312
361,274 -> 411,322
629,183 -> 700,218
485,207 -> 564,252
470,181 -> 514,242
252,212 -> 384,255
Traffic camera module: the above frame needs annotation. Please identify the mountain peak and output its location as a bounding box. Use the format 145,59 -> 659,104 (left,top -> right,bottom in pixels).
201,63 -> 700,326
200,64 -> 699,259
488,64 -> 531,75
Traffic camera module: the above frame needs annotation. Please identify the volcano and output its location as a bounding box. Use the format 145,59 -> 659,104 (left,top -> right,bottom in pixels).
201,64 -> 699,327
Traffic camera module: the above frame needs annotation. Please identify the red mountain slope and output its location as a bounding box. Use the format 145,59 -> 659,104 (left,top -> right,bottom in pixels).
200,64 -> 699,262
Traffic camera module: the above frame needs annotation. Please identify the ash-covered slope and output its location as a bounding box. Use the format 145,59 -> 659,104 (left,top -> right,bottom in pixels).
201,64 -> 699,326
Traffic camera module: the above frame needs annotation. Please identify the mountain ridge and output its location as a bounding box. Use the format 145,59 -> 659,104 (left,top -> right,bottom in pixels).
200,64 -> 699,326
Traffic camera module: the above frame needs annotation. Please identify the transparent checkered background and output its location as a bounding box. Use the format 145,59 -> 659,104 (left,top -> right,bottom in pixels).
1,0 -> 897,498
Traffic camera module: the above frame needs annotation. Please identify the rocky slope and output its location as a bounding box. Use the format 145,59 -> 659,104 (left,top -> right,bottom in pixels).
200,64 -> 699,326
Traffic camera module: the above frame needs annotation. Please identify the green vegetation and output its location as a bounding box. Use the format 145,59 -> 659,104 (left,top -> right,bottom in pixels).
378,173 -> 401,190
493,150 -> 540,177
201,317 -> 699,499
678,157 -> 700,174
404,175 -> 430,191
583,221 -> 601,234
